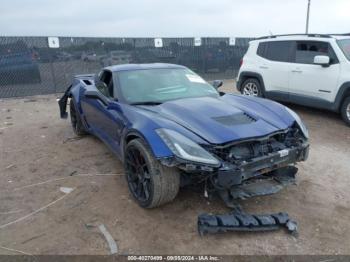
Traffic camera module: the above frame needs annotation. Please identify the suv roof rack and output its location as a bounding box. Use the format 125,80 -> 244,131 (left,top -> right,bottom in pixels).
256,33 -> 333,40
329,33 -> 350,36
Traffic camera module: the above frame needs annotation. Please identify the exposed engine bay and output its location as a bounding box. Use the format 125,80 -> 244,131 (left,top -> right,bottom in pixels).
205,127 -> 306,165
163,127 -> 309,208
194,129 -> 306,236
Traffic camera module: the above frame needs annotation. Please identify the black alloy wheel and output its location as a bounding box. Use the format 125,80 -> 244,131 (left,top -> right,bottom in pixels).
125,145 -> 152,203
124,138 -> 180,208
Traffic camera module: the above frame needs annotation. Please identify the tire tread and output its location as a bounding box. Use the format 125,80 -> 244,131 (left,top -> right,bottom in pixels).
125,139 -> 180,208
341,96 -> 350,126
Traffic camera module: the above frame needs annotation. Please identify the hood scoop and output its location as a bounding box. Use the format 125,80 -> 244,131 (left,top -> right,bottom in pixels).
211,113 -> 256,126
140,96 -> 282,144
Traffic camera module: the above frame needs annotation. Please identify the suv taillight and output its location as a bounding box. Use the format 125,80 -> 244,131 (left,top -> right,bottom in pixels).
239,59 -> 243,67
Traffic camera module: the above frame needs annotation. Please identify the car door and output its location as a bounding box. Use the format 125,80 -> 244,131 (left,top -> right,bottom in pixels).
256,40 -> 294,101
289,40 -> 341,103
81,70 -> 126,155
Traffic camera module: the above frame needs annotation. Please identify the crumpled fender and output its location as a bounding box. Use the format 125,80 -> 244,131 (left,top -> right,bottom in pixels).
119,104 -> 210,160
58,81 -> 83,119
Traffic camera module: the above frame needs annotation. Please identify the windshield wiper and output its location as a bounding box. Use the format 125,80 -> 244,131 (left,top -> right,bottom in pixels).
130,101 -> 162,106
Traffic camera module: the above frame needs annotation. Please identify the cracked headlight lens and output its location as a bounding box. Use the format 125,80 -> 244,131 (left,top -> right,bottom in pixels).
285,107 -> 309,139
156,128 -> 220,166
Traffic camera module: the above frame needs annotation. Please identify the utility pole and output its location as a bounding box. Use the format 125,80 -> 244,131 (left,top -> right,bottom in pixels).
305,0 -> 311,34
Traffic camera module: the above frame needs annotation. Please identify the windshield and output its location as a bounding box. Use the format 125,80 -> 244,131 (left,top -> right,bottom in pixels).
337,39 -> 350,61
117,68 -> 219,104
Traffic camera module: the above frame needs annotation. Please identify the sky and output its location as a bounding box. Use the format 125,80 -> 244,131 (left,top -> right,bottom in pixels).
0,0 -> 349,37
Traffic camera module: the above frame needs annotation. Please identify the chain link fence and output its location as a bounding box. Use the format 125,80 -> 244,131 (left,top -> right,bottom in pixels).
0,36 -> 253,98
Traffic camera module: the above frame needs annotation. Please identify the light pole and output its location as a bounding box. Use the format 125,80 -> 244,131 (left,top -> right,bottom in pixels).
305,0 -> 311,34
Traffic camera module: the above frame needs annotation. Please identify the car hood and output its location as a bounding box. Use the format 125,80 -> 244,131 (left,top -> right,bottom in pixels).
138,95 -> 293,144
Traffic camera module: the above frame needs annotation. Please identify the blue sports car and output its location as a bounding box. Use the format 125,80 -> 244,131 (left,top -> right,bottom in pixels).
59,63 -> 309,208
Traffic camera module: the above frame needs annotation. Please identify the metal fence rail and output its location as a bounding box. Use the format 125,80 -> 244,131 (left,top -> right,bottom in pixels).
0,36 -> 252,98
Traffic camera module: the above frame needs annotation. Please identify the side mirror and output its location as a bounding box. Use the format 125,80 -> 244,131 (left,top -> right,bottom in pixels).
212,80 -> 223,89
314,55 -> 330,67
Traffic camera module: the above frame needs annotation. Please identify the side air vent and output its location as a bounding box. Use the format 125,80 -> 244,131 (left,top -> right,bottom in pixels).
212,113 -> 256,126
83,80 -> 92,85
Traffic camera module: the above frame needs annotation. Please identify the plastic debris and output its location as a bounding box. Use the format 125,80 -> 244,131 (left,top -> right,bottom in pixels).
198,210 -> 298,236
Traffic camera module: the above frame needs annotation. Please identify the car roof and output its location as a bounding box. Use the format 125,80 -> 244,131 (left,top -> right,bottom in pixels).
105,63 -> 186,72
251,34 -> 350,43
332,35 -> 350,40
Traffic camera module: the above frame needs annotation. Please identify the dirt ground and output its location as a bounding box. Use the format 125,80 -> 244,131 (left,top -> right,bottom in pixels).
0,80 -> 349,255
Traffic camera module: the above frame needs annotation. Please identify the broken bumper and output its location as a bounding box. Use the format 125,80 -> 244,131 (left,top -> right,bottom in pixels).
223,165 -> 298,202
171,143 -> 309,205
160,140 -> 309,204
216,144 -> 309,189
215,144 -> 308,203
198,211 -> 297,235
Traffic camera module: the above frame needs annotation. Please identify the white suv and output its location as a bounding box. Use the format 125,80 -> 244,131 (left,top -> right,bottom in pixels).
237,34 -> 350,126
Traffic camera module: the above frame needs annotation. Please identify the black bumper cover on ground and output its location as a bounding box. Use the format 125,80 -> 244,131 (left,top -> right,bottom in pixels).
198,210 -> 297,236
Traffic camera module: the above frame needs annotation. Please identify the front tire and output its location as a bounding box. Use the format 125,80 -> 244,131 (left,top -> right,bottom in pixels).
240,78 -> 262,97
340,96 -> 350,126
124,139 -> 180,208
69,99 -> 87,136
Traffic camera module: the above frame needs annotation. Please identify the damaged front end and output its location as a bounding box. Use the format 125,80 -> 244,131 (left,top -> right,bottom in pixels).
161,127 -> 309,207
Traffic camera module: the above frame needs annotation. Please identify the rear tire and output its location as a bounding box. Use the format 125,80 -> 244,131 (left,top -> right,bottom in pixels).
240,78 -> 263,97
69,99 -> 87,136
340,96 -> 350,126
124,138 -> 180,208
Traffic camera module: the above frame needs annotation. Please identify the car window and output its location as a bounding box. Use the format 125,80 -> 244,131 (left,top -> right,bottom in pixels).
257,41 -> 292,62
97,70 -> 114,98
337,39 -> 350,61
117,68 -> 219,104
293,41 -> 338,64
257,42 -> 267,57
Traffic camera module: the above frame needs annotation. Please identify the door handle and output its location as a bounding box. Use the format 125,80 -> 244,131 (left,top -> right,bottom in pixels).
291,70 -> 303,73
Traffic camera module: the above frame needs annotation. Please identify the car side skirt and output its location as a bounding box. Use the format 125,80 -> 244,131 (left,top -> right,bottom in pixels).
265,91 -> 337,112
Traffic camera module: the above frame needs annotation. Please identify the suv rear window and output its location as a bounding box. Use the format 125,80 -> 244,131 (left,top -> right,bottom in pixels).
257,41 -> 292,62
293,41 -> 338,64
337,39 -> 350,61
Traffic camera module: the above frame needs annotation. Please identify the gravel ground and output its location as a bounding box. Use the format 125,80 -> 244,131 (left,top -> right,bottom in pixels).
0,80 -> 349,255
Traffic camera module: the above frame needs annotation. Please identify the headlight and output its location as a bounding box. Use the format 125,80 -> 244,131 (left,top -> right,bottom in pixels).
285,107 -> 309,139
156,128 -> 220,166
